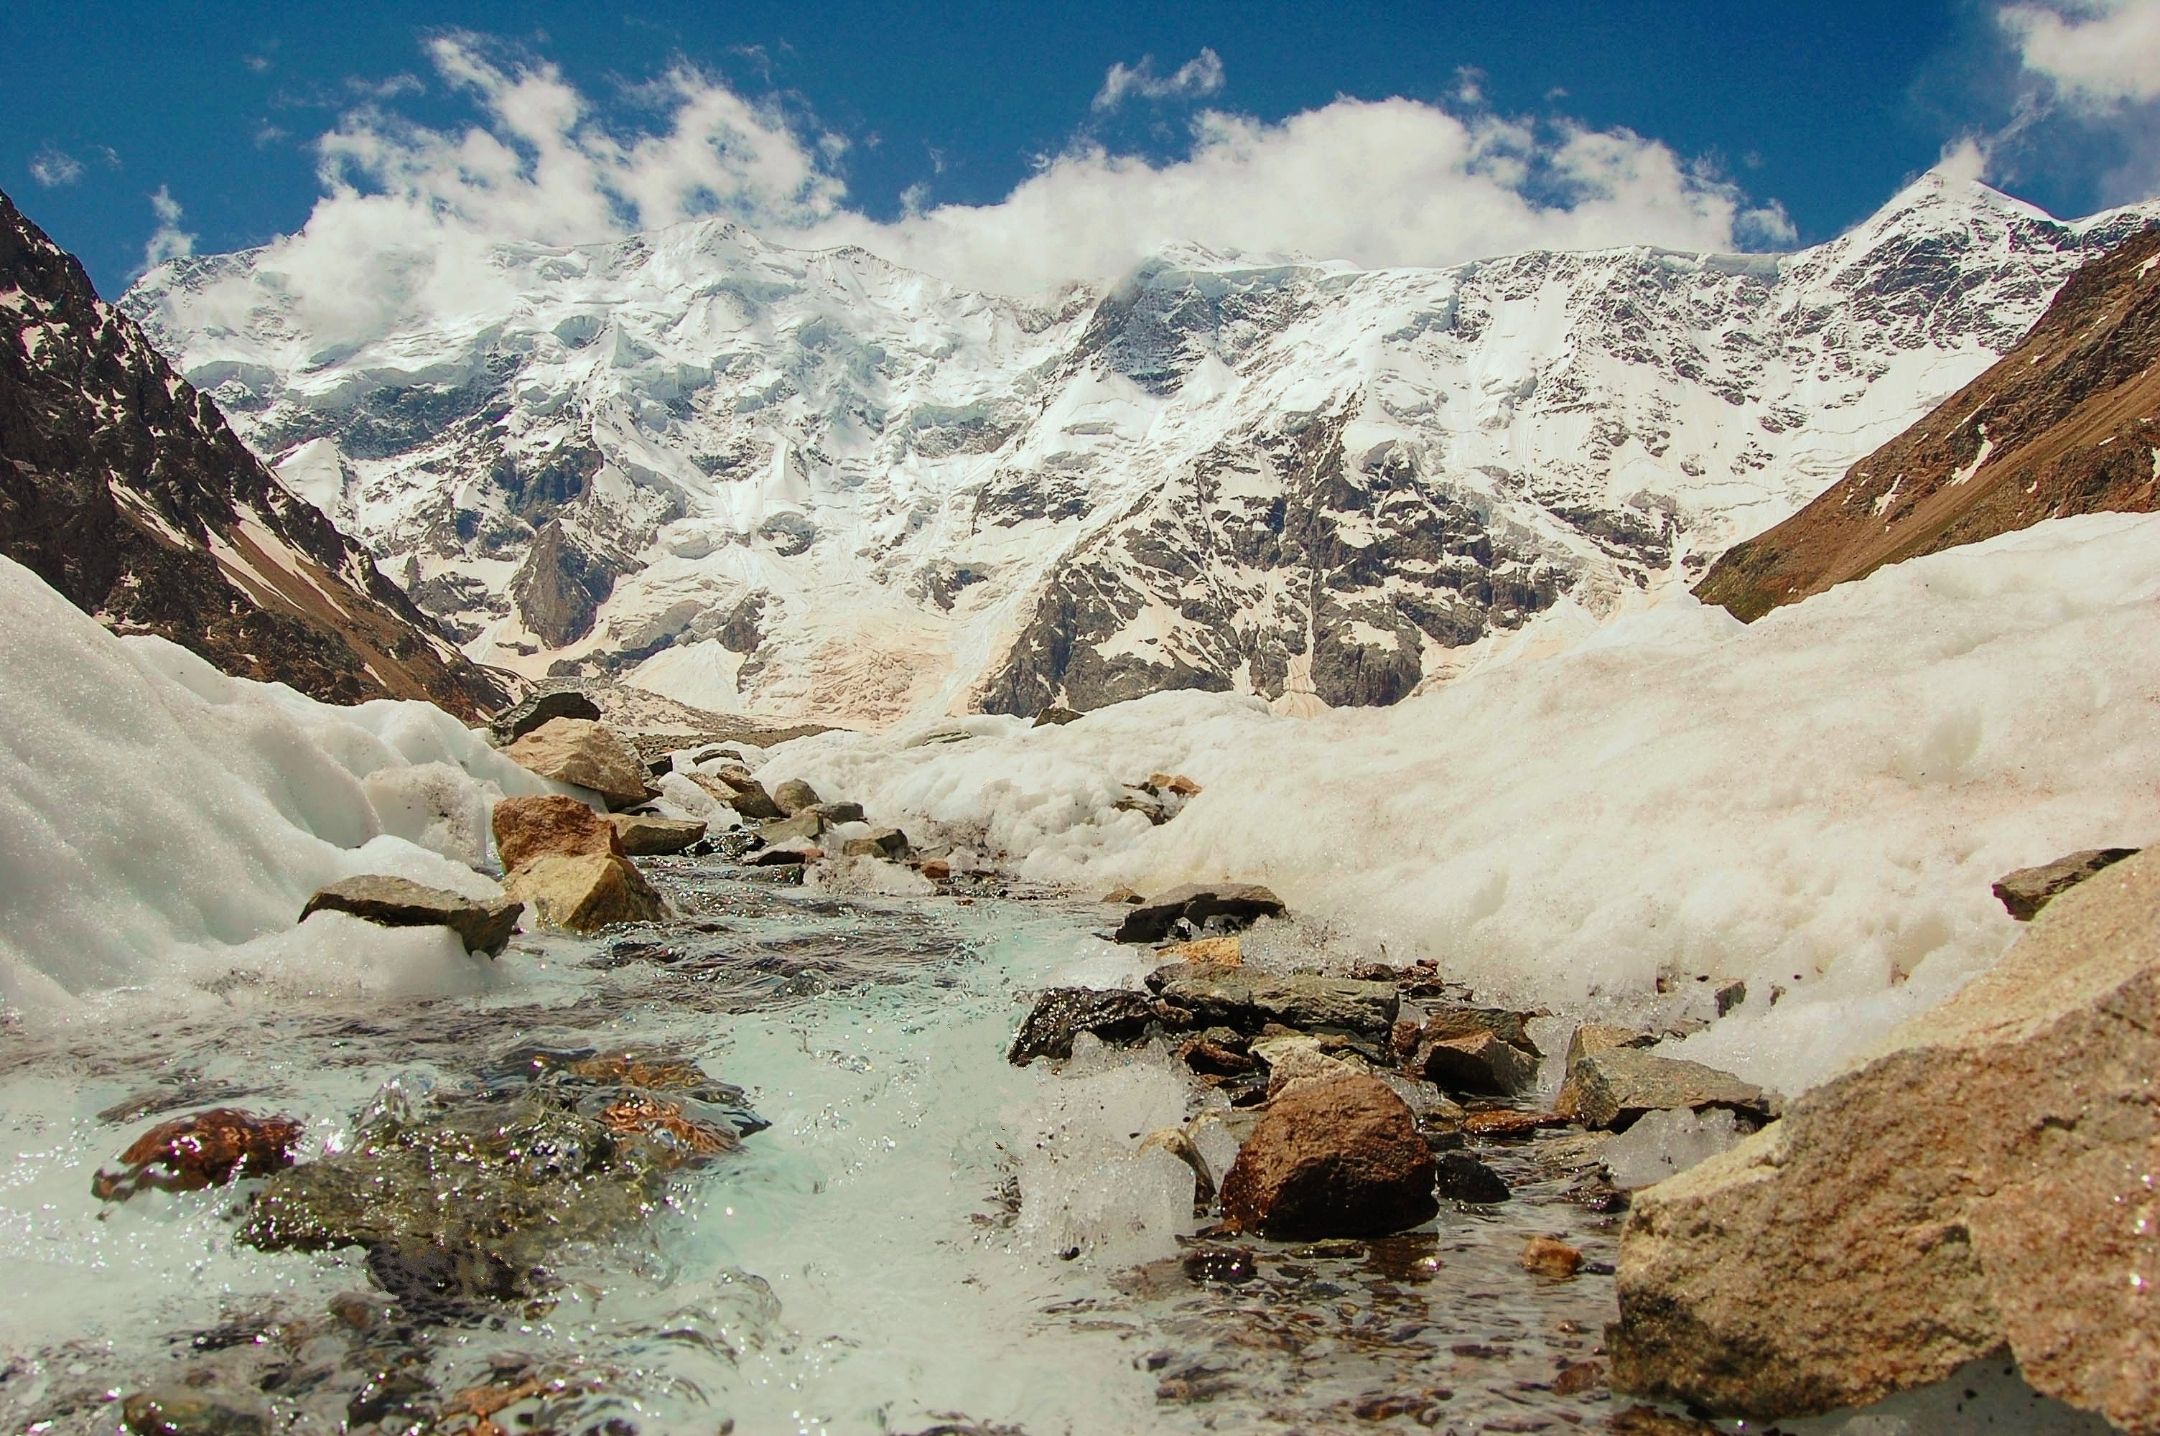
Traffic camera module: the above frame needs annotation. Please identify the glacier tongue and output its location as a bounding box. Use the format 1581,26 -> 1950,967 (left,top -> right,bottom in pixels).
122,174 -> 2160,725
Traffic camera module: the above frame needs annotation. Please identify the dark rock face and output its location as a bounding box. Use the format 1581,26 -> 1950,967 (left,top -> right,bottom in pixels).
1433,1150 -> 1511,1205
1114,882 -> 1286,943
1007,988 -> 1162,1065
299,875 -> 522,955
491,687 -> 601,742
1219,1075 -> 1439,1239
1991,846 -> 2140,921
1699,225 -> 2160,620
509,518 -> 619,648
0,188 -> 509,718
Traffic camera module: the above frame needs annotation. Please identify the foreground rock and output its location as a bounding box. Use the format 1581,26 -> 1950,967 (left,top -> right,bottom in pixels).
770,777 -> 822,815
605,813 -> 706,856
1555,1048 -> 1775,1131
1008,988 -> 1161,1065
1220,1075 -> 1438,1239
1148,964 -> 1398,1037
1403,1006 -> 1542,1095
1610,847 -> 2160,1432
504,718 -> 654,809
505,853 -> 665,932
491,688 -> 601,743
1115,883 -> 1285,944
93,1109 -> 304,1202
492,794 -> 622,872
1990,845 -> 2139,920
299,875 -> 521,955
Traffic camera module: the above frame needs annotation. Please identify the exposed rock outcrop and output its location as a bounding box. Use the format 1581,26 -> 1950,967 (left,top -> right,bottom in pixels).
504,853 -> 665,932
1609,847 -> 2160,1432
298,875 -> 521,955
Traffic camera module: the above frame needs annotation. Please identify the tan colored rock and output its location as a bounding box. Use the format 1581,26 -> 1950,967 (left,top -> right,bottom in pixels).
1219,1074 -> 1437,1239
1991,845 -> 2139,921
687,770 -> 784,821
1158,935 -> 1242,971
504,718 -> 654,809
1610,847 -> 2160,1433
1521,1235 -> 1584,1279
492,794 -> 621,873
504,852 -> 666,932
1137,1127 -> 1216,1208
605,813 -> 705,856
1564,1022 -> 1656,1069
1555,1048 -> 1774,1131
1146,772 -> 1203,797
840,826 -> 911,861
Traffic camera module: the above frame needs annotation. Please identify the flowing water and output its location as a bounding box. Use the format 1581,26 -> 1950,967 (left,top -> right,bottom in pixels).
0,860 -> 1837,1434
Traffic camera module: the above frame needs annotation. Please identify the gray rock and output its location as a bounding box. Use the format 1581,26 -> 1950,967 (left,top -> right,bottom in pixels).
490,687 -> 601,743
1555,1048 -> 1776,1132
759,811 -> 827,846
504,718 -> 655,809
1114,882 -> 1286,943
841,827 -> 912,861
1990,846 -> 2139,920
812,801 -> 866,824
1147,964 -> 1399,1036
300,875 -> 521,955
1564,1023 -> 1657,1069
604,813 -> 706,856
1008,987 -> 1162,1065
1032,705 -> 1084,727
770,777 -> 823,815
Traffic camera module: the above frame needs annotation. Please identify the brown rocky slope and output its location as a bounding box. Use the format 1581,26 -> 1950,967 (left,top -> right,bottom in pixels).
0,189 -> 511,718
1697,225 -> 2160,620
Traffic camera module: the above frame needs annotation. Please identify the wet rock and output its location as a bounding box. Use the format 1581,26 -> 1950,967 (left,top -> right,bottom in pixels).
1114,882 -> 1285,943
1158,934 -> 1241,970
604,812 -> 706,856
760,810 -> 828,846
299,874 -> 521,955
1179,1030 -> 1257,1076
1147,964 -> 1399,1036
1220,1075 -> 1439,1239
813,800 -> 867,824
93,1108 -> 305,1201
1032,704 -> 1083,727
1458,1108 -> 1571,1139
841,826 -> 912,861
492,793 -> 622,872
1138,1127 -> 1217,1208
1405,1008 -> 1542,1095
1610,847 -> 2160,1432
490,688 -> 600,744
1253,1033 -> 1364,1097
592,1091 -> 740,1168
1991,845 -> 2139,920
1180,1244 -> 1259,1284
504,717 -> 655,809
1007,987 -> 1161,1065
121,1390 -> 271,1436
1433,1149 -> 1510,1204
770,777 -> 823,815
1555,1049 -> 1775,1132
1521,1235 -> 1584,1278
504,852 -> 666,932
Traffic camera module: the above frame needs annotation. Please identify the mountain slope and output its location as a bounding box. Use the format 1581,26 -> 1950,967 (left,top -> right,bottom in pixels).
1696,225 -> 2160,620
123,171 -> 2160,724
0,190 -> 511,718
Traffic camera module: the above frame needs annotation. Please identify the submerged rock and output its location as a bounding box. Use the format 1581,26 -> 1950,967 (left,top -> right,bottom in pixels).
1404,1008 -> 1542,1095
1219,1075 -> 1438,1239
93,1108 -> 304,1201
504,718 -> 654,809
1114,882 -> 1285,943
1610,847 -> 2160,1432
490,688 -> 600,744
505,852 -> 666,932
1008,987 -> 1161,1065
605,812 -> 706,856
492,793 -> 622,872
1990,845 -> 2139,920
120,1390 -> 271,1436
1555,1049 -> 1775,1132
299,875 -> 521,955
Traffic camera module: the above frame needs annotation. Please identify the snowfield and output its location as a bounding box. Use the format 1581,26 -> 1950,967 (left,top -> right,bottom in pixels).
758,512 -> 2160,1095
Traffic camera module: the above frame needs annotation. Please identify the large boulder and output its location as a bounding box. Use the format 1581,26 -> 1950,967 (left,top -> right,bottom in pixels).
1609,847 -> 2160,1433
492,794 -> 622,873
688,769 -> 785,821
504,853 -> 666,932
1555,1048 -> 1776,1131
490,688 -> 601,744
299,875 -> 521,955
504,718 -> 654,810
1219,1075 -> 1438,1239
770,777 -> 822,816
1114,882 -> 1285,943
1990,845 -> 2139,920
605,813 -> 706,856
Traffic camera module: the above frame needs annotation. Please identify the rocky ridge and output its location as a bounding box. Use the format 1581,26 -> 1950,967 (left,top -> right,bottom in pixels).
0,189 -> 510,718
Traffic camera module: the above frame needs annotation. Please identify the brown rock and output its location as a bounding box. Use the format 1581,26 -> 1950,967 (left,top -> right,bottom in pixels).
769,777 -> 823,815
1521,1234 -> 1584,1278
1555,1048 -> 1775,1132
605,813 -> 706,856
92,1109 -> 304,1202
298,874 -> 522,955
1406,1007 -> 1542,1094
1609,847 -> 2160,1433
504,718 -> 654,809
504,852 -> 666,932
1991,846 -> 2140,920
491,794 -> 622,873
1102,885 -> 1144,904
1219,1074 -> 1439,1239
1146,772 -> 1203,796
1460,1108 -> 1572,1138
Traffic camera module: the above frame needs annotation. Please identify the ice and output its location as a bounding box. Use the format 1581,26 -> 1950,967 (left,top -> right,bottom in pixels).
762,513 -> 2160,1096
0,556 -> 559,1021
1600,1108 -> 1744,1189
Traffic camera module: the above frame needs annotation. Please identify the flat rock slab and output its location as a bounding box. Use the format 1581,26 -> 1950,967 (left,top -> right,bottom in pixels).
770,777 -> 822,815
605,813 -> 706,856
491,688 -> 600,744
1008,987 -> 1162,1065
505,718 -> 655,810
300,874 -> 521,955
1990,845 -> 2139,920
1610,847 -> 2160,1432
1147,963 -> 1399,1036
1555,1048 -> 1774,1131
1114,882 -> 1285,943
1220,1074 -> 1438,1239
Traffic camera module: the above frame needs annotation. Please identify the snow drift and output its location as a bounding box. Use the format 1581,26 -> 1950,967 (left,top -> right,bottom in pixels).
0,556 -> 557,1020
761,513 -> 2160,1093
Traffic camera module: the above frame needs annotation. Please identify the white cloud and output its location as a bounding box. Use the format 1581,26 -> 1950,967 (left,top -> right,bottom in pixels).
149,34 -> 1795,343
143,186 -> 196,268
1093,48 -> 1227,111
29,147 -> 83,187
1999,0 -> 2160,107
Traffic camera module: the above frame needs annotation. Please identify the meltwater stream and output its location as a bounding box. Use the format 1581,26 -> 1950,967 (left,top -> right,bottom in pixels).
1,860 -> 1632,1434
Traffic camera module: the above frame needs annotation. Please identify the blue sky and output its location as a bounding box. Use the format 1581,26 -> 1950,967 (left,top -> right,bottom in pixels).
8,1 -> 2160,296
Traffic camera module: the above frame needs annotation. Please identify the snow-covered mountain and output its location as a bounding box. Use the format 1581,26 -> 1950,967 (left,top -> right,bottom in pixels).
123,171 -> 2159,725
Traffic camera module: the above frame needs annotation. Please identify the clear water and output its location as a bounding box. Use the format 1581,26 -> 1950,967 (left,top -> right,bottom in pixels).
3,860 -> 2027,1435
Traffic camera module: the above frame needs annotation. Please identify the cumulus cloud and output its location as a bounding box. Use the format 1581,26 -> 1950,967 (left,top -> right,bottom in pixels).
1999,0 -> 2160,107
1093,48 -> 1227,111
143,186 -> 196,267
29,147 -> 83,187
145,33 -> 1795,343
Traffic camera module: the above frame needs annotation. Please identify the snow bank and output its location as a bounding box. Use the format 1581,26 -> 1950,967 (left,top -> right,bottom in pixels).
764,514 -> 2160,1093
0,557 -> 558,1021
